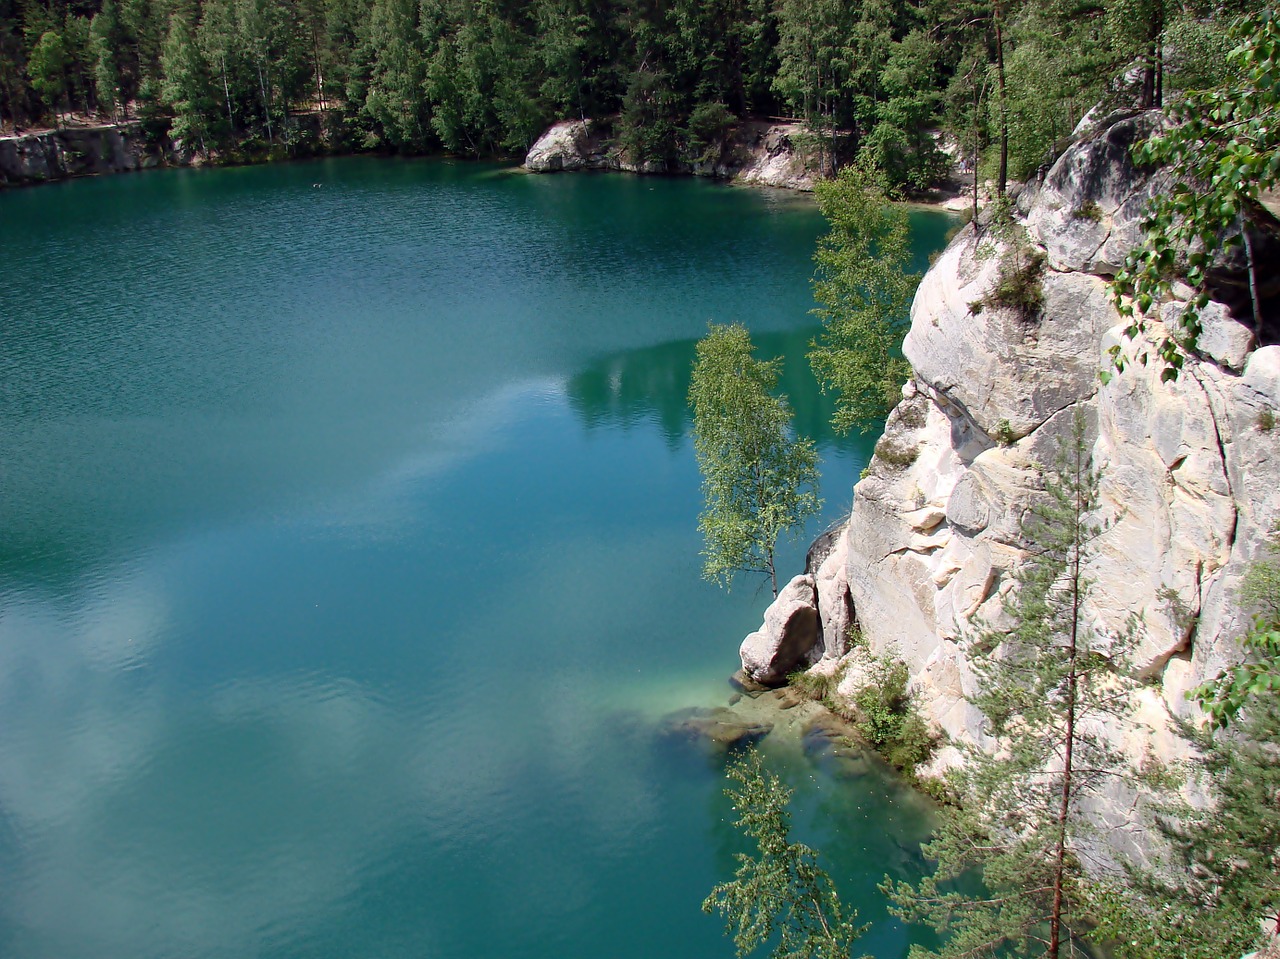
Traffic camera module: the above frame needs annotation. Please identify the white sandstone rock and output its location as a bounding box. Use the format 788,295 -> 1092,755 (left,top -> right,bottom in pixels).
739,575 -> 821,686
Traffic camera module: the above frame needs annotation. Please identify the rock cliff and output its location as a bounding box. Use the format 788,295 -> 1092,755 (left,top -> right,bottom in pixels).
741,111 -> 1280,862
524,118 -> 817,191
0,122 -> 173,187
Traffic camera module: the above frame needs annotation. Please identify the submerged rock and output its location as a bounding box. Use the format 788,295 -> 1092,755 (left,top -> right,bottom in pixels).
658,706 -> 773,750
729,668 -> 770,695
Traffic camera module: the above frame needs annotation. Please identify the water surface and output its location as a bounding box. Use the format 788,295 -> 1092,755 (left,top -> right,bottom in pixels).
0,159 -> 951,958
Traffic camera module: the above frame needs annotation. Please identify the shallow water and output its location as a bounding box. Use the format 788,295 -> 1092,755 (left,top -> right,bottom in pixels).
0,158 -> 951,958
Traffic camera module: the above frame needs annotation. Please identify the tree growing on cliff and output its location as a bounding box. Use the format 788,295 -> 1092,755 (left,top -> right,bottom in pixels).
883,413 -> 1143,959
807,157 -> 919,436
689,323 -> 821,597
1192,524 -> 1280,729
704,749 -> 868,959
1083,700 -> 1280,959
1110,9 -> 1280,379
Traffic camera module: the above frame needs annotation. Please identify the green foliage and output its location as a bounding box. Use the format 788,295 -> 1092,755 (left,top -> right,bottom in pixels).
27,29 -> 69,115
1111,10 -> 1280,379
884,413 -> 1143,959
160,11 -> 217,152
1192,526 -> 1280,728
620,68 -> 681,166
703,750 -> 870,959
849,654 -> 935,773
686,101 -> 735,164
808,158 -> 919,437
788,666 -> 839,704
688,323 -> 821,597
979,203 -> 1047,320
8,0 -> 1253,181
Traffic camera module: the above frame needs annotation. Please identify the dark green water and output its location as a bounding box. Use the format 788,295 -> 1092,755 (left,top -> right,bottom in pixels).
0,158 -> 951,959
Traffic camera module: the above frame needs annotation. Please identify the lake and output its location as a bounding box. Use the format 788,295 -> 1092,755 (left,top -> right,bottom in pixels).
0,158 -> 951,959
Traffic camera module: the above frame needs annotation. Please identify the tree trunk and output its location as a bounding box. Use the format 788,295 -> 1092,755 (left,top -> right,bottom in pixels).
1243,217 -> 1264,343
1049,453 -> 1086,959
257,61 -> 273,142
993,0 -> 1008,198
221,60 -> 233,132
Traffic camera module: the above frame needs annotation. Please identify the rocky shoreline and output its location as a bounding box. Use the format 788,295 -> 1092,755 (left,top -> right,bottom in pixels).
735,110 -> 1280,866
524,117 -> 821,192
0,122 -> 174,187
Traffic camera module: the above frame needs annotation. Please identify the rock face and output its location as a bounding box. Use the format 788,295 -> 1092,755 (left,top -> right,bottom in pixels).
0,123 -> 170,187
801,111 -> 1279,863
739,574 -> 822,686
524,118 -> 817,190
523,119 -> 610,173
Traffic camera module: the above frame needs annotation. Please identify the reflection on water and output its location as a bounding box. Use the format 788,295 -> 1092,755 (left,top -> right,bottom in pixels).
566,328 -> 865,455
0,158 -> 955,959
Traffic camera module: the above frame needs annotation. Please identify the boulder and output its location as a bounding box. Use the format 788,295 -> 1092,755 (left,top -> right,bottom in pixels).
523,117 -> 815,189
813,530 -> 855,659
524,120 -> 600,172
739,574 -> 821,686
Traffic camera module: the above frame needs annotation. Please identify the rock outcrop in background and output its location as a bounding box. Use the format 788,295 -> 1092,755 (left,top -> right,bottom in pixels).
739,111 -> 1280,862
0,123 -> 169,187
524,118 -> 817,191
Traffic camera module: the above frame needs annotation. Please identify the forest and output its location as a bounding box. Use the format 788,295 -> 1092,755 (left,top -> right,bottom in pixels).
0,0 -> 1269,191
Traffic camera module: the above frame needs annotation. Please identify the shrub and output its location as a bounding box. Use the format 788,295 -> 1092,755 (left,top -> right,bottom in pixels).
685,102 -> 735,163
850,655 -> 936,774
788,666 -> 837,704
985,247 -> 1047,318
1072,199 -> 1103,222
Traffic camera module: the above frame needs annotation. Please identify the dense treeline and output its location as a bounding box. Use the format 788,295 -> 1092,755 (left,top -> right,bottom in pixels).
0,0 -> 1267,187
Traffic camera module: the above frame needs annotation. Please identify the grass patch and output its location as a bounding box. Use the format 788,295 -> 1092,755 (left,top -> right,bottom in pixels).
874,435 -> 920,469
1072,199 -> 1103,222
984,247 -> 1047,319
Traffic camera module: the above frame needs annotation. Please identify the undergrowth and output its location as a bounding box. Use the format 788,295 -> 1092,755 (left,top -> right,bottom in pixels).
788,649 -> 938,778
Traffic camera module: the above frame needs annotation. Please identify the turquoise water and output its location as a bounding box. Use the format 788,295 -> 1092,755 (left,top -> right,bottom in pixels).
0,159 -> 951,959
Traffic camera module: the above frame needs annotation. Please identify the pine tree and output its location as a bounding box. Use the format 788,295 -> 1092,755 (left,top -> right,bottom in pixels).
883,413 -> 1142,959
161,9 -> 217,154
90,0 -> 124,120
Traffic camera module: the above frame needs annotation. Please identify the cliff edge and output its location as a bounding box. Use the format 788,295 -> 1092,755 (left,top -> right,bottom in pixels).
742,111 -> 1280,862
